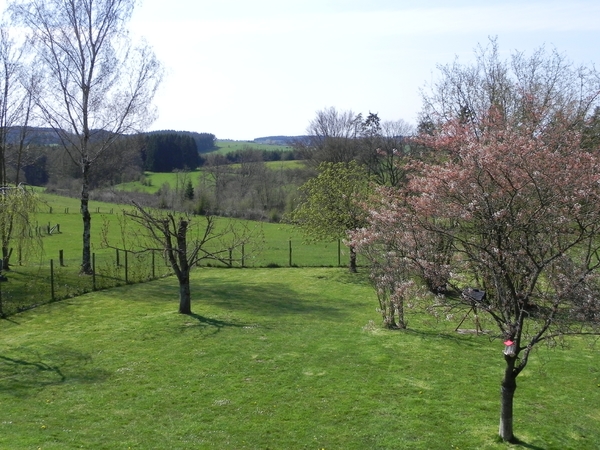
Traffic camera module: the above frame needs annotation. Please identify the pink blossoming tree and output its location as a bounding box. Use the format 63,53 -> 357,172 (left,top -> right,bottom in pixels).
351,40 -> 600,442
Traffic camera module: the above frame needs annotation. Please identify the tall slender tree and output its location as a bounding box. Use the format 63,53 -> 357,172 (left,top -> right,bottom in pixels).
0,25 -> 40,271
10,0 -> 163,273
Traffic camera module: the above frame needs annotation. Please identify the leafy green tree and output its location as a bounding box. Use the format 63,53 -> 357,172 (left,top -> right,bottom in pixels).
0,184 -> 39,287
286,161 -> 373,272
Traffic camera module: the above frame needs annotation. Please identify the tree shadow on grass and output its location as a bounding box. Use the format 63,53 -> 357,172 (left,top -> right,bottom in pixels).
181,313 -> 248,336
0,346 -> 111,398
404,328 -> 483,347
188,277 -> 348,321
507,437 -> 546,450
124,274 -> 348,321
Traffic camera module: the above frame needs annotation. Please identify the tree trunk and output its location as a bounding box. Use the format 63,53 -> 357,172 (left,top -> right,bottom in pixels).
1,246 -> 11,271
80,160 -> 93,274
178,273 -> 191,314
499,359 -> 518,442
349,245 -> 357,273
395,303 -> 406,329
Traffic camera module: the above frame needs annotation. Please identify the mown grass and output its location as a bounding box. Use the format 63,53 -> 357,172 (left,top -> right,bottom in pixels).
0,267 -> 599,449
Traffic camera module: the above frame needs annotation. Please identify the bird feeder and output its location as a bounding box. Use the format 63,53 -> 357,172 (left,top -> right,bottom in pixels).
503,340 -> 516,357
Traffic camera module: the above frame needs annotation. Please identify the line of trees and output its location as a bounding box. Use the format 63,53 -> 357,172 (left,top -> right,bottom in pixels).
142,132 -> 199,172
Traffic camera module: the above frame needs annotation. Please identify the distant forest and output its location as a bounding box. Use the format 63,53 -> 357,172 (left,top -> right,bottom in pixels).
2,127 -> 304,189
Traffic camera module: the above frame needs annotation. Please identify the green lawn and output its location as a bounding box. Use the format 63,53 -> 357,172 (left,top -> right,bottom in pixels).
1,268 -> 599,449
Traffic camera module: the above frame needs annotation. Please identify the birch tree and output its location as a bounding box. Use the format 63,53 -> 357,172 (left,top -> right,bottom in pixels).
0,25 -> 39,270
10,0 -> 163,274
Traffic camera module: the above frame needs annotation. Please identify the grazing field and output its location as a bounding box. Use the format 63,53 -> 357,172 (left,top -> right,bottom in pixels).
116,161 -> 307,195
35,192 -> 347,269
0,268 -> 599,449
214,140 -> 293,154
0,193 -> 352,316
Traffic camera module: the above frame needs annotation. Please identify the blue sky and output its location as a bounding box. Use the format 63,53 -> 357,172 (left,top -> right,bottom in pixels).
7,0 -> 600,140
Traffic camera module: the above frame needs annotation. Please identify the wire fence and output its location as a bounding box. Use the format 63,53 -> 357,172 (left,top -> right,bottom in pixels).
0,238 -> 356,318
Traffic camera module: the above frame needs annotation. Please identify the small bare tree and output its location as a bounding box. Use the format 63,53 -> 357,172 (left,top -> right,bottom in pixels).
298,107 -> 363,165
117,202 -> 259,314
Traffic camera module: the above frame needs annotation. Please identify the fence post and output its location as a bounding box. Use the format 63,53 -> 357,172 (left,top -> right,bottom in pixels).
338,239 -> 341,267
59,250 -> 64,267
125,250 -> 129,284
289,240 -> 292,267
50,259 -> 55,301
116,249 -> 120,267
229,248 -> 232,267
0,271 -> 3,317
92,253 -> 97,290
57,224 -> 60,233
241,244 -> 245,268
152,250 -> 155,279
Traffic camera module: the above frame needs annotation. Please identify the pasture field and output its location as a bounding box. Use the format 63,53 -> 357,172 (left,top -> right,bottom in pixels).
34,192 -> 346,268
0,192 -> 351,316
0,268 -> 599,449
214,140 -> 293,154
116,161 -> 306,194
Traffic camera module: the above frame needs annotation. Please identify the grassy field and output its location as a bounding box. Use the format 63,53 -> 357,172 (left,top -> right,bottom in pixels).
116,161 -> 307,195
214,140 -> 293,154
34,192 -> 346,268
0,267 -> 599,449
0,192 -> 353,316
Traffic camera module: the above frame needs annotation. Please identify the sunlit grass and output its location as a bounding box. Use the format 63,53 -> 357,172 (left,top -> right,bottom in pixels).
0,268 -> 599,449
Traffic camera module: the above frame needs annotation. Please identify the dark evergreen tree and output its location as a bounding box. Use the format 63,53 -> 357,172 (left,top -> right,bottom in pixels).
143,133 -> 199,172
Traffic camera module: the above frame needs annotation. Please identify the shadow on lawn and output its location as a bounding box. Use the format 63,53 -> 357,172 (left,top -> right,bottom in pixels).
509,437 -> 546,450
404,328 -> 484,347
182,313 -> 247,336
189,277 -> 348,320
125,274 -> 348,321
0,346 -> 110,398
